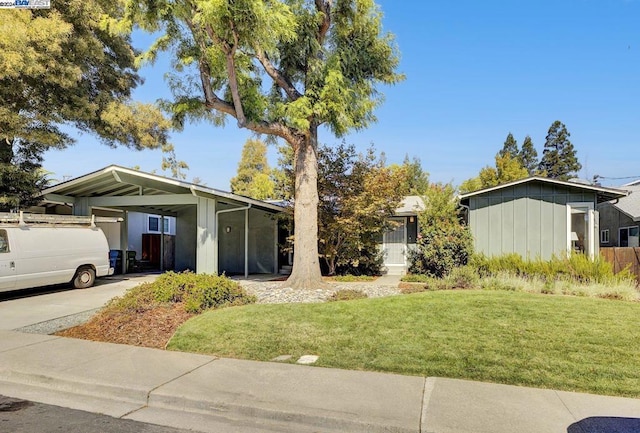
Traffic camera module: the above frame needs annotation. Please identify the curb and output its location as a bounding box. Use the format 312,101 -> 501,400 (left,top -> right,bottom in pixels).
0,367 -> 421,433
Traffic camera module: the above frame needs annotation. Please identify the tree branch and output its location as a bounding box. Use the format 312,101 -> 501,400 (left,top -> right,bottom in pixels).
315,0 -> 332,44
255,49 -> 301,101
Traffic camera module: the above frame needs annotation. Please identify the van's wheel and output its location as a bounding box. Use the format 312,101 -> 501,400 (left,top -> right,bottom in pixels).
72,267 -> 95,289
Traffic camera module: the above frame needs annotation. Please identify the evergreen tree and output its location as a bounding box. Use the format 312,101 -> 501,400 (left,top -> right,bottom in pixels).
519,135 -> 538,176
230,139 -> 275,200
538,121 -> 581,180
499,133 -> 519,159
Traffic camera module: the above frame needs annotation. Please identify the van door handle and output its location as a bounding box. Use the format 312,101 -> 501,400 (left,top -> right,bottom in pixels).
9,261 -> 15,270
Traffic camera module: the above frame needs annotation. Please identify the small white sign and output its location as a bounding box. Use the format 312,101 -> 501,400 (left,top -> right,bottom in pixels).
0,0 -> 50,8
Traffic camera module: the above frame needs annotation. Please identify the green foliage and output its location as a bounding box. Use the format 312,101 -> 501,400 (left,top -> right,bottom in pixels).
389,155 -> 430,195
402,266 -> 479,292
408,183 -> 474,277
519,135 -> 538,176
316,142 -> 405,276
499,133 -> 519,159
459,153 -> 529,193
123,0 -> 404,286
0,2 -> 172,209
230,139 -> 275,199
327,289 -> 368,302
107,271 -> 256,314
538,120 -> 581,180
469,253 -> 635,285
0,141 -> 50,210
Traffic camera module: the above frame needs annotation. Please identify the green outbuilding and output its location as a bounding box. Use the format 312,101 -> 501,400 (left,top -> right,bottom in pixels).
459,177 -> 627,260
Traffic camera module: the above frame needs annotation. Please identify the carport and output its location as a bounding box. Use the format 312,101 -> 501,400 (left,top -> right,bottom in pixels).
40,166 -> 284,277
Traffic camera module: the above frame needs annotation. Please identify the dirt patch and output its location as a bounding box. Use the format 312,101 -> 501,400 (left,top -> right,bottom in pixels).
57,304 -> 194,349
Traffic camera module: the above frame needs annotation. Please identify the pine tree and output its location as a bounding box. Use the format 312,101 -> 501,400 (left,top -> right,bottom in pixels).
499,133 -> 519,159
230,139 -> 275,200
519,135 -> 538,176
538,121 -> 581,180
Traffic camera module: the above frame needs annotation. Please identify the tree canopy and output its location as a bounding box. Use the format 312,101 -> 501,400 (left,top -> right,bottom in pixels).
538,120 -> 581,180
230,139 -> 276,199
499,133 -> 519,159
316,143 -> 404,275
122,0 -> 403,288
459,153 -> 528,193
0,1 -> 171,210
519,135 -> 538,176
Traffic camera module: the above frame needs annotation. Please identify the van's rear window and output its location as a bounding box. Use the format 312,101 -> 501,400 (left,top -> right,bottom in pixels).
0,230 -> 8,253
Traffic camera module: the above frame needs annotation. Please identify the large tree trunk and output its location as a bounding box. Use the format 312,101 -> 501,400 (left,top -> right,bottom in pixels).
284,126 -> 326,289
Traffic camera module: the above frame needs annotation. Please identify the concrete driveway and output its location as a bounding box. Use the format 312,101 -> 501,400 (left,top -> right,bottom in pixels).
0,274 -> 158,331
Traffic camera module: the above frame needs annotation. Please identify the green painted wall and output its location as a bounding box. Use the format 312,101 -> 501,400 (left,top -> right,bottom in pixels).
468,182 -> 596,259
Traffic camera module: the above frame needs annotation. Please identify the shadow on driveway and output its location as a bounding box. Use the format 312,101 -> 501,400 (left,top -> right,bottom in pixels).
568,417 -> 640,433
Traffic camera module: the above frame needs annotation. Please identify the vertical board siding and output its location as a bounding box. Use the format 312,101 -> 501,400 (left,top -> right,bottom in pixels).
468,181 -> 597,259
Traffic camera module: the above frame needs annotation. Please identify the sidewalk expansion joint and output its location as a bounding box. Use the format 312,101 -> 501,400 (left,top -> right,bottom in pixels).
143,356 -> 219,406
554,390 -> 580,422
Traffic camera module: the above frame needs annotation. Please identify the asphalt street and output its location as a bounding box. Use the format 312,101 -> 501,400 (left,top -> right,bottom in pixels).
0,395 -> 191,433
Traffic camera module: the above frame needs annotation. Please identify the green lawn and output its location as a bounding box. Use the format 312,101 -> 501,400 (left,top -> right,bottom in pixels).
168,290 -> 640,398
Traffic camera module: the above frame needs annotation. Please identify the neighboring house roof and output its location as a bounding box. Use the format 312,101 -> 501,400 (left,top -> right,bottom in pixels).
459,176 -> 628,204
394,195 -> 425,216
41,165 -> 285,215
604,185 -> 640,222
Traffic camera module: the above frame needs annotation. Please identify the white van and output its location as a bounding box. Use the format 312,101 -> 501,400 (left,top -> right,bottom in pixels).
0,213 -> 115,292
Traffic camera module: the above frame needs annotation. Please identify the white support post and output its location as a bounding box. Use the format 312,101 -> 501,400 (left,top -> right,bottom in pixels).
244,208 -> 249,278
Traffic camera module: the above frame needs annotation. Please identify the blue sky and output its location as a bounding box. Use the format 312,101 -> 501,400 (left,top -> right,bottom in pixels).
43,0 -> 640,188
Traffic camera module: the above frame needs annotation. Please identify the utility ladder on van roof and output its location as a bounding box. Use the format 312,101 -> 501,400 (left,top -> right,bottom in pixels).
0,211 -> 122,227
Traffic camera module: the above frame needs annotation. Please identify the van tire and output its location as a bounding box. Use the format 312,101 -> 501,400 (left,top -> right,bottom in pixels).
72,267 -> 95,289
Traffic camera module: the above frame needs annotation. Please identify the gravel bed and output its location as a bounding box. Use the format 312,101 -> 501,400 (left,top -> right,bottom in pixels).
238,280 -> 401,304
14,309 -> 99,335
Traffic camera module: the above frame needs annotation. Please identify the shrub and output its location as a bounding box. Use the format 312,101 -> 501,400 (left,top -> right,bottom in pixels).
469,253 -> 636,286
107,271 -> 256,314
401,274 -> 432,283
328,289 -> 368,302
408,183 -> 474,277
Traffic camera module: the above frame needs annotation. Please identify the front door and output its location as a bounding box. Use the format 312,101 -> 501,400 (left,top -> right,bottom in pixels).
0,229 -> 16,291
383,218 -> 406,271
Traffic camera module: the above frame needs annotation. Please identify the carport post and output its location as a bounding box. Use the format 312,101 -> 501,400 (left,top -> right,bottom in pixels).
160,214 -> 165,273
120,211 -> 128,274
245,208 -> 249,278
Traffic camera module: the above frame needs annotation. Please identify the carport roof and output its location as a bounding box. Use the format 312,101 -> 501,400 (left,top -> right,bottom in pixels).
40,165 -> 285,215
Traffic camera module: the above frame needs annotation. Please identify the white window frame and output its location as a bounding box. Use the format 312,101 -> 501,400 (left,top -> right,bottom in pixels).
147,216 -> 169,233
600,229 -> 610,244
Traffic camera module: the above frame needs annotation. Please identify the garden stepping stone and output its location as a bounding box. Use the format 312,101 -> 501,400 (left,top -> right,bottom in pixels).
296,355 -> 319,364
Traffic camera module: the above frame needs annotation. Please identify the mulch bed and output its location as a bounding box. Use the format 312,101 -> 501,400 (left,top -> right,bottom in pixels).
56,304 -> 194,349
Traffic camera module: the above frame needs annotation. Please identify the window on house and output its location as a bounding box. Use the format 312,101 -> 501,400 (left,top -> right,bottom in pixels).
619,226 -> 639,247
600,229 -> 609,244
148,216 -> 169,233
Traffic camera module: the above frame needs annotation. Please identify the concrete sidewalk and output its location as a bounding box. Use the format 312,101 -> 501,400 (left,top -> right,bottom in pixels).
0,330 -> 639,433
